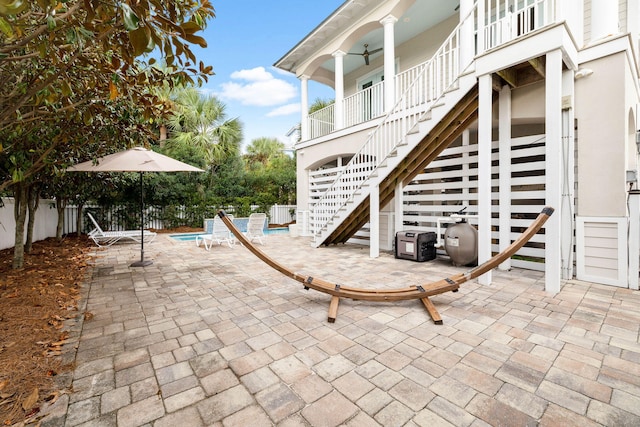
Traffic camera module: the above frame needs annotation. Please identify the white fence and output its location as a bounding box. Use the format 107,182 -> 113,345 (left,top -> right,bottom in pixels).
402,134 -> 547,271
306,134 -> 548,270
0,198 -> 59,250
0,199 -> 296,250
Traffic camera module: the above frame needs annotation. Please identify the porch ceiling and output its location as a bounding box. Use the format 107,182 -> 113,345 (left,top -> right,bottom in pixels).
274,0 -> 460,82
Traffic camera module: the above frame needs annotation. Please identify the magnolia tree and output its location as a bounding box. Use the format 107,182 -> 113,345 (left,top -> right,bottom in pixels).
0,0 -> 216,267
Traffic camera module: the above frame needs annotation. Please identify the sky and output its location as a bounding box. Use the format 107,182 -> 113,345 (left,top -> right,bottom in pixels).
190,1 -> 345,151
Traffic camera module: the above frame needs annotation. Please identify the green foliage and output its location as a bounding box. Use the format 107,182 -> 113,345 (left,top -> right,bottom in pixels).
165,87 -> 243,176
0,0 -> 216,192
309,97 -> 334,114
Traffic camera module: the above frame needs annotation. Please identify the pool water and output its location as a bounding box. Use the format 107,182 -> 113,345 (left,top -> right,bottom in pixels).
170,228 -> 289,241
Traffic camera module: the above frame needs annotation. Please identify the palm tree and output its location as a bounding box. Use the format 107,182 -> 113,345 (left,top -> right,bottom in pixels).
245,137 -> 286,165
166,87 -> 243,173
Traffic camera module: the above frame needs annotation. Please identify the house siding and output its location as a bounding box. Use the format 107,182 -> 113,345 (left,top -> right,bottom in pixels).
575,52 -> 628,217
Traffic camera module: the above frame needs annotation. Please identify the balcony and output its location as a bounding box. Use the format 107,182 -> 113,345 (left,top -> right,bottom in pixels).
302,0 -> 558,142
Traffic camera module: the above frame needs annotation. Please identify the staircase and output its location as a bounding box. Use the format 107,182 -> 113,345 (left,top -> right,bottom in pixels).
311,11 -> 480,247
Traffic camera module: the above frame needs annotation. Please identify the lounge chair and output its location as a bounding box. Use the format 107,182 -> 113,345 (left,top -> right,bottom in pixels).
245,212 -> 267,245
196,215 -> 234,250
86,212 -> 157,247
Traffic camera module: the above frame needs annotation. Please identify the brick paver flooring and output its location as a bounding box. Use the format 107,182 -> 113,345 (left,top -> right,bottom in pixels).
43,233 -> 640,426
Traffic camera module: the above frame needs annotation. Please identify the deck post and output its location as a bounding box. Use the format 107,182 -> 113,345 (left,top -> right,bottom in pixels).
499,84 -> 512,271
477,73 -> 493,285
394,180 -> 404,238
370,184 -> 380,258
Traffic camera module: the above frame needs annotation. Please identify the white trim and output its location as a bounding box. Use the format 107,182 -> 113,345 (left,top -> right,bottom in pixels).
576,216 -> 628,287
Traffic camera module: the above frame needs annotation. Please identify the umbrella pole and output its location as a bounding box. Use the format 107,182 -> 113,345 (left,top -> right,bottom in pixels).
131,171 -> 152,267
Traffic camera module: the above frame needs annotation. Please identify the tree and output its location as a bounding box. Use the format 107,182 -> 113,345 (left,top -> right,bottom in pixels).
165,88 -> 243,181
309,97 -> 334,114
243,138 -> 296,206
245,137 -> 286,165
0,0 -> 216,267
0,0 -> 216,192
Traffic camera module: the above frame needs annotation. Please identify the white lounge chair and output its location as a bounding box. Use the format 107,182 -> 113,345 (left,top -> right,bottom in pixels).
196,215 -> 234,250
245,212 -> 267,245
86,212 -> 157,247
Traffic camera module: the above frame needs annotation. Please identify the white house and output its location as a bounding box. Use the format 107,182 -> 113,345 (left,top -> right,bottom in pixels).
274,0 -> 640,293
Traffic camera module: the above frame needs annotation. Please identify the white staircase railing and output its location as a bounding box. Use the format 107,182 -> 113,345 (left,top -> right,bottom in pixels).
310,5 -> 478,242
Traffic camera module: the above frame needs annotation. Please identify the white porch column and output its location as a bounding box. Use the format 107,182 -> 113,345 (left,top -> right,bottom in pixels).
545,49 -> 563,293
459,0 -> 475,71
370,185 -> 380,258
499,85 -> 512,271
590,0 -> 619,42
394,181 -> 404,237
561,68 -> 576,280
629,190 -> 640,290
381,15 -> 397,112
300,75 -> 309,141
478,73 -> 493,285
333,51 -> 346,130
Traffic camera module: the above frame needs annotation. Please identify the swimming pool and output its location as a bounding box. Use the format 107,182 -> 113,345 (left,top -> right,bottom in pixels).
170,228 -> 289,241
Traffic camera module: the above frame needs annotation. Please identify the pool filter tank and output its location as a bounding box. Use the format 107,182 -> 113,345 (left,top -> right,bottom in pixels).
444,218 -> 478,266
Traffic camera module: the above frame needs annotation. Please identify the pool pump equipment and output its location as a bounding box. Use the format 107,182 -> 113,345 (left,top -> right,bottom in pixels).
443,207 -> 478,267
395,230 -> 437,262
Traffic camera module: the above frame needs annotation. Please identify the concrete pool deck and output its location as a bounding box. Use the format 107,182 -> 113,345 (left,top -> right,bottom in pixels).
47,233 -> 640,426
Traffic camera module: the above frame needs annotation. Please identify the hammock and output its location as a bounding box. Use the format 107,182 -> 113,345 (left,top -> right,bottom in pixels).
218,207 -> 554,324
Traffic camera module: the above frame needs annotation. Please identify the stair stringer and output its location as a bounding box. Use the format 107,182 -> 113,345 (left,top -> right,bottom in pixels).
313,73 -> 479,247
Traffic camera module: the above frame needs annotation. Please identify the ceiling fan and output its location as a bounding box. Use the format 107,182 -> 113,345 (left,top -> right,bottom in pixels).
348,44 -> 383,66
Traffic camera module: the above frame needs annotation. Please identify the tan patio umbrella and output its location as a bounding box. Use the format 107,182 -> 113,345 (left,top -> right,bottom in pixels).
68,146 -> 204,267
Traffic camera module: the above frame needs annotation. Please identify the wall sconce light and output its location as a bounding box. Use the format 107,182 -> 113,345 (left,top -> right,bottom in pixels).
574,68 -> 593,79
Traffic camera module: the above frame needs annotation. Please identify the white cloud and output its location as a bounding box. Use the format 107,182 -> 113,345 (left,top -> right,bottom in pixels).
218,66 -> 298,107
266,103 -> 300,117
230,67 -> 273,82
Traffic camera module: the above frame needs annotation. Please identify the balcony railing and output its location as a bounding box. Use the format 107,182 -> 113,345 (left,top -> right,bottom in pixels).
483,0 -> 555,50
305,0 -> 556,141
344,81 -> 384,128
308,103 -> 335,140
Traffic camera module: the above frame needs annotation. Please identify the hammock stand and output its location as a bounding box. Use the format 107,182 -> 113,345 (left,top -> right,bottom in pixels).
218,207 -> 554,324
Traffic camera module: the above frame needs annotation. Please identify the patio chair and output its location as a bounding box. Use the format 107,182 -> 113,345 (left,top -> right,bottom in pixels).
86,212 -> 157,247
196,215 -> 234,250
245,212 -> 267,245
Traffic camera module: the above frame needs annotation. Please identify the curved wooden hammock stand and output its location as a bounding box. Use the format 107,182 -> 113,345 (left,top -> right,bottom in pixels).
218,207 -> 554,324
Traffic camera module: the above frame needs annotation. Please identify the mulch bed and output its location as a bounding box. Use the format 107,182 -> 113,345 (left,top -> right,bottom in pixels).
0,236 -> 93,425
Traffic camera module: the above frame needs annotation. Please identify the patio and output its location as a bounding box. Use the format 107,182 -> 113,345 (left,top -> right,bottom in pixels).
47,233 -> 640,426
